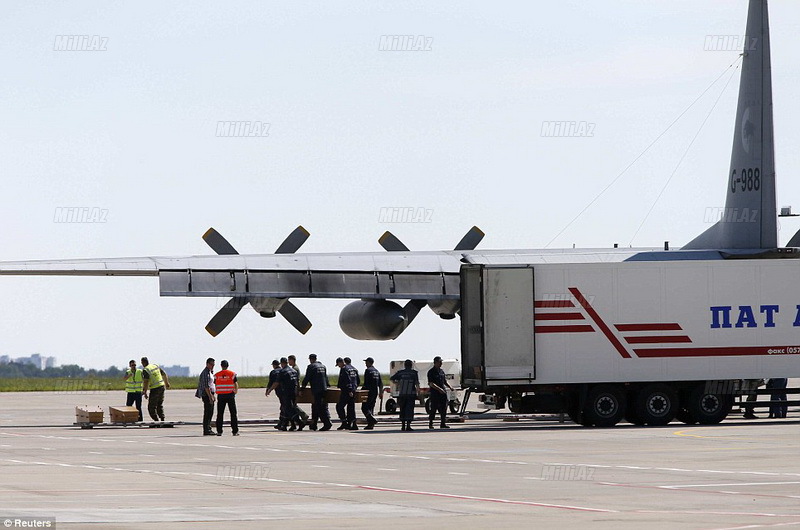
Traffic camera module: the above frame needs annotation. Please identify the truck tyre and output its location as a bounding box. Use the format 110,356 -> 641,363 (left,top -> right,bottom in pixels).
583,384 -> 625,427
686,384 -> 732,425
385,398 -> 397,414
634,384 -> 678,426
508,397 -> 521,413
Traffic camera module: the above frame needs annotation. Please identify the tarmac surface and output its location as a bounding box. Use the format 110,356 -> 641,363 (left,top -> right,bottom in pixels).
0,387 -> 798,529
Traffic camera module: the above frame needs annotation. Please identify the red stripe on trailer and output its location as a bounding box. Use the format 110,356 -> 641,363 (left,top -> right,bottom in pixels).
614,323 -> 683,332
535,312 -> 585,321
568,287 -> 632,358
634,346 -> 794,357
624,335 -> 692,344
534,300 -> 575,308
535,325 -> 595,334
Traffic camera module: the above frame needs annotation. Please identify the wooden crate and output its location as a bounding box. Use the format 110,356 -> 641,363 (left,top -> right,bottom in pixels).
109,406 -> 140,423
75,405 -> 103,424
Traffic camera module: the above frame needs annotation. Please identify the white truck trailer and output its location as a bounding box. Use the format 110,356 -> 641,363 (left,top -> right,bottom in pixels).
459,257 -> 800,426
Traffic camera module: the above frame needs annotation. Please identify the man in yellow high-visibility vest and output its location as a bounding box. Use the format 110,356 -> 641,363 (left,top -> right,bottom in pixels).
141,356 -> 170,422
122,359 -> 144,421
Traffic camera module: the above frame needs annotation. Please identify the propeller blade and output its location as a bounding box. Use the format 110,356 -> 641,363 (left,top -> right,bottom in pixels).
202,228 -> 239,255
278,300 -> 313,334
453,226 -> 485,251
403,299 -> 428,325
274,225 -> 310,254
378,231 -> 410,252
205,297 -> 247,337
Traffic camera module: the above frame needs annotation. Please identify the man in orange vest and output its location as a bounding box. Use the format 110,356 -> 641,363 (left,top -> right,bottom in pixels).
214,360 -> 239,436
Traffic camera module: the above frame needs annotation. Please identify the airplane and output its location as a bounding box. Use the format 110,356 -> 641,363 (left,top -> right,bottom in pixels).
0,0 -> 790,343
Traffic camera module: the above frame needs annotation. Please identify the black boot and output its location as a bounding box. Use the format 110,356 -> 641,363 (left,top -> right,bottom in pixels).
429,420 -> 434,430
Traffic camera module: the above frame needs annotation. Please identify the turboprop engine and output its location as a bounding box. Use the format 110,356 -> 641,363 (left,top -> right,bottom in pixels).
339,300 -> 408,340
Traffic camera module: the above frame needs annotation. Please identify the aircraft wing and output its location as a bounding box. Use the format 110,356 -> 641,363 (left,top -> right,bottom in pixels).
0,252 -> 463,300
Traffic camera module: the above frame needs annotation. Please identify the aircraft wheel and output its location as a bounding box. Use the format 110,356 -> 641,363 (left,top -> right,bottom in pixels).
385,398 -> 397,414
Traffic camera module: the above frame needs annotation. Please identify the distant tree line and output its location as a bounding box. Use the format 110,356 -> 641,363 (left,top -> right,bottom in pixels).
0,362 -> 123,379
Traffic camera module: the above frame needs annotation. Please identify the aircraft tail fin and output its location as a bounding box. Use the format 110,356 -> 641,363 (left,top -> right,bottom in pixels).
684,0 -> 777,250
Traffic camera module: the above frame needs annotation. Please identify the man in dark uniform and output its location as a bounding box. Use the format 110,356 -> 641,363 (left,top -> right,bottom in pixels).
337,357 -> 360,430
301,353 -> 332,431
361,357 -> 382,430
287,355 -> 309,430
195,357 -> 215,435
391,359 -> 420,431
268,357 -> 306,431
266,360 -> 284,430
427,356 -> 453,429
767,378 -> 788,418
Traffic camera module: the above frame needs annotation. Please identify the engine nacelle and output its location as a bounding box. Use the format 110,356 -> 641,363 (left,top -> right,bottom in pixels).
339,300 -> 408,340
428,299 -> 460,319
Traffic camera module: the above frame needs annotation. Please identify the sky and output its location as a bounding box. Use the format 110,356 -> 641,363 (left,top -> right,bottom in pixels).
1,0 -> 799,374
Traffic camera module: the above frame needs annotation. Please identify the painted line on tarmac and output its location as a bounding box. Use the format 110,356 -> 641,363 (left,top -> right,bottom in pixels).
632,510 -> 800,521
599,481 -> 800,501
4,432 -> 799,481
1,456 -> 615,514
544,461 -> 800,479
663,481 -> 800,489
354,484 -> 617,512
0,431 -> 535,468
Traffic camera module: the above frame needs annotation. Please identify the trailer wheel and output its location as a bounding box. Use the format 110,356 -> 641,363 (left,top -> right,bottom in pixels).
687,384 -> 732,425
385,398 -> 397,414
583,385 -> 625,427
634,384 -> 678,426
508,397 -> 522,413
448,399 -> 460,414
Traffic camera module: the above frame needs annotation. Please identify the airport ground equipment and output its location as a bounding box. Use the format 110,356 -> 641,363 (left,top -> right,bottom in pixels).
384,358 -> 462,414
